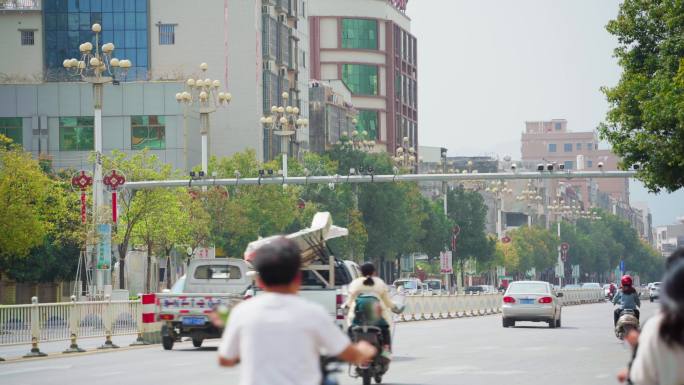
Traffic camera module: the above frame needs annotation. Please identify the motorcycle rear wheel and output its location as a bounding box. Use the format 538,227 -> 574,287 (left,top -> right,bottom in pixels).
374,374 -> 383,383
362,369 -> 372,385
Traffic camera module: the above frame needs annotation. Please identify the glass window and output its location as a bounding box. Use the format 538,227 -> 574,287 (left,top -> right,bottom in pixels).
59,117 -> 94,151
506,282 -> 549,294
554,122 -> 562,130
563,143 -> 572,152
193,265 -> 242,280
564,161 -> 573,170
356,110 -> 379,140
587,160 -> 593,168
131,115 -> 165,150
341,18 -> 377,49
576,143 -> 581,151
158,24 -> 175,45
587,142 -> 593,151
20,31 -> 35,46
341,64 -> 378,95
548,143 -> 557,152
0,118 -> 23,145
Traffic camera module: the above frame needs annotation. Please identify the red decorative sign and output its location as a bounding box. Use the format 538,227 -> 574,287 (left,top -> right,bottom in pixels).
71,171 -> 93,224
561,242 -> 570,262
451,225 -> 461,251
103,170 -> 126,223
502,236 -> 512,244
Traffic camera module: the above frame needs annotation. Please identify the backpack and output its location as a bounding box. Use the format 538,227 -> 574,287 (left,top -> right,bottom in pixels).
353,294 -> 383,325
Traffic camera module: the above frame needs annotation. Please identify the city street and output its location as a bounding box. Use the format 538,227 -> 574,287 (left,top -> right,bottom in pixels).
0,301 -> 656,385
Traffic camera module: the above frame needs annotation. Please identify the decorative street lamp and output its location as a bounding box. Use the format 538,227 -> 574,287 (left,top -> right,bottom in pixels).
176,62 -> 232,175
343,121 -> 375,151
393,136 -> 416,170
63,23 -> 131,223
485,180 -> 513,239
516,181 -> 544,226
260,92 -> 309,179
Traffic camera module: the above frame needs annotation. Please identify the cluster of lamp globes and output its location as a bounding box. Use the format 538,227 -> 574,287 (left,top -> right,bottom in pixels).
486,180 -> 513,194
260,92 -> 309,128
548,200 -> 599,219
345,127 -> 376,148
394,137 -> 416,164
175,63 -> 232,105
517,183 -> 543,202
62,24 -> 132,72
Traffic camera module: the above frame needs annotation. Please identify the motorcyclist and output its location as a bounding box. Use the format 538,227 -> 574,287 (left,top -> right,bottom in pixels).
345,263 -> 403,357
613,274 -> 641,325
609,283 -> 617,299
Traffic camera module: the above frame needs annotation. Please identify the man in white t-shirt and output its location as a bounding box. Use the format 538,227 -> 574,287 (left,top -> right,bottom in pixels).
218,237 -> 376,385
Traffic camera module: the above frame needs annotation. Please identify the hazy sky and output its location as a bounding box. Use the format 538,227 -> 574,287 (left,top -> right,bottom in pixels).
407,0 -> 684,226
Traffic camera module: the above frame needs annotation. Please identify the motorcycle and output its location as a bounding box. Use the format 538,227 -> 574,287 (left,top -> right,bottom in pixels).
615,309 -> 640,340
347,293 -> 405,385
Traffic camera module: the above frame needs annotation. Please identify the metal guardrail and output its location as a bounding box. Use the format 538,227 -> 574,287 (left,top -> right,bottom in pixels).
0,297 -> 141,346
396,289 -> 604,322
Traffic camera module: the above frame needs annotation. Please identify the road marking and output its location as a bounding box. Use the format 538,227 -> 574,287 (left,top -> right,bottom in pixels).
0,365 -> 72,376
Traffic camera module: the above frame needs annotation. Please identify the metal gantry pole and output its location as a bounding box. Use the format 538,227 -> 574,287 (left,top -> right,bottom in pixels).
123,171 -> 639,190
200,111 -> 209,175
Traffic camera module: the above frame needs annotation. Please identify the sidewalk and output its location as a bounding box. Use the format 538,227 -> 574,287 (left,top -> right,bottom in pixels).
0,333 -> 141,360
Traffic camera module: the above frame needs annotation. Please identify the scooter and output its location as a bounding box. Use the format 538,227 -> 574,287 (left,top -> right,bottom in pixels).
615,309 -> 640,340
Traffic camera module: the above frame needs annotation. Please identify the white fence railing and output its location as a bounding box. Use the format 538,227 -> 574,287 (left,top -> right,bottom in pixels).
0,297 -> 141,346
397,289 -> 604,322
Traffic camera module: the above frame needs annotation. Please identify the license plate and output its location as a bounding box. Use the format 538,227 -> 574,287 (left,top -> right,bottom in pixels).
520,299 -> 535,305
182,317 -> 206,326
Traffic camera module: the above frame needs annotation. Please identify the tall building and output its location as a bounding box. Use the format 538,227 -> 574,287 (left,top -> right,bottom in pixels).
521,119 -> 629,208
308,79 -> 357,153
0,0 -> 310,170
308,0 -> 417,155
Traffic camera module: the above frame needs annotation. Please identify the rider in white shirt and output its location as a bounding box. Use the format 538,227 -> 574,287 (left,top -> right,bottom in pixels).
218,237 -> 376,385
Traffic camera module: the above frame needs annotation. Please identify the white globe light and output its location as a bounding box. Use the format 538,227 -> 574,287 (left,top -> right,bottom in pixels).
277,106 -> 285,113
78,60 -> 86,69
200,62 -> 208,71
403,136 -> 409,142
212,80 -> 221,88
175,93 -> 183,101
204,78 -> 211,86
271,105 -> 278,113
260,117 -> 267,124
79,43 -> 86,52
187,78 -> 195,87
224,93 -> 232,102
119,59 -> 131,68
296,119 -> 303,126
352,130 -> 358,136
286,106 -> 293,113
195,79 -> 204,87
182,92 -> 191,100
110,58 -> 120,67
199,91 -> 208,100
282,92 -> 289,99
292,107 -> 300,115
84,42 -> 93,51
89,57 -> 100,67
217,92 -> 225,100
279,117 -> 288,125
266,117 -> 273,124
63,59 -> 71,68
69,58 -> 78,67
92,23 -> 102,33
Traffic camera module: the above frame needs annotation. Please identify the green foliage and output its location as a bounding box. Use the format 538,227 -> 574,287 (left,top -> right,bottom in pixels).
447,186 -> 495,265
600,0 -> 684,192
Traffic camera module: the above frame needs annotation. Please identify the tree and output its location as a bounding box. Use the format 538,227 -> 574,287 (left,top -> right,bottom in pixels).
102,150 -> 174,289
446,187 -> 495,269
0,141 -> 52,260
600,0 -> 684,192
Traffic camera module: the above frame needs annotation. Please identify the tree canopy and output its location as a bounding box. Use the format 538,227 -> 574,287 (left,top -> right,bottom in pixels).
600,0 -> 684,192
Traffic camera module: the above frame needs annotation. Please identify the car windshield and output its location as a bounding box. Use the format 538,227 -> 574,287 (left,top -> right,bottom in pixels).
507,282 -> 549,294
396,281 -> 417,289
426,281 -> 441,290
170,276 -> 186,293
582,283 -> 601,288
465,286 -> 483,291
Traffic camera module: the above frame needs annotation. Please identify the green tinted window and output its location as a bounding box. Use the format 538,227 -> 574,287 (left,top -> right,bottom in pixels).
342,19 -> 378,49
0,117 -> 23,146
342,64 -> 378,95
357,110 -> 379,140
59,117 -> 94,151
131,115 -> 166,150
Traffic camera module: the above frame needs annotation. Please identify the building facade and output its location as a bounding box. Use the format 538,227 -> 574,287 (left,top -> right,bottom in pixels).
308,79 -> 357,153
308,0 -> 417,156
521,119 -> 629,209
0,0 -> 310,170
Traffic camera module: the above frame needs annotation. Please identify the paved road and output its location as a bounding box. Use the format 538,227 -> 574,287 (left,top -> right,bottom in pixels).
1,301 -> 658,385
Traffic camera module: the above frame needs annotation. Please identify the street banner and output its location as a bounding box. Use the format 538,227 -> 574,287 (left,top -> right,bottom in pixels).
96,223 -> 112,270
440,251 -> 453,274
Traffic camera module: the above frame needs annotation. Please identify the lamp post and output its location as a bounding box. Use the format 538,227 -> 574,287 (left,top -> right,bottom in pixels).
441,148 -> 448,216
392,136 -> 416,170
176,63 -> 232,175
62,23 -> 131,224
516,181 -> 543,227
260,92 -> 309,179
344,122 -> 376,152
485,180 -> 513,239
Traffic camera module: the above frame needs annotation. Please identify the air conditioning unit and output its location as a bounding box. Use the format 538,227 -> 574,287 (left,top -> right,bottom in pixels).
279,66 -> 287,77
278,13 -> 287,23
263,60 -> 276,72
261,5 -> 270,14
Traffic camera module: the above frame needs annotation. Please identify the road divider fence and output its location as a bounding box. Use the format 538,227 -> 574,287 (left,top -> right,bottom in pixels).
396,288 -> 604,322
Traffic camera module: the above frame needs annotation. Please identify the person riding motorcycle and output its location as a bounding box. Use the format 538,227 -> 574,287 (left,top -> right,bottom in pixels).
613,274 -> 641,325
344,263 -> 403,357
609,283 -> 617,299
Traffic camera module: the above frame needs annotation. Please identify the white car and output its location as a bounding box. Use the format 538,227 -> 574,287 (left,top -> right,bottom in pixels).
502,281 -> 563,329
649,282 -> 661,302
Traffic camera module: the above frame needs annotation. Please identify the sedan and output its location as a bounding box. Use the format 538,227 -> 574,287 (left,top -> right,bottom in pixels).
649,282 -> 661,302
502,281 -> 563,329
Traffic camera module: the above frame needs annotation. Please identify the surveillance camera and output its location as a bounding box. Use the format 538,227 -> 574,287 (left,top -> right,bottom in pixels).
546,164 -> 554,172
537,164 -> 544,171
258,169 -> 265,176
597,162 -> 604,169
559,164 -> 565,171
359,166 -> 365,174
328,182 -> 335,190
511,163 -> 517,170
198,170 -> 205,178
211,171 -> 218,178
234,170 -> 241,178
349,167 -> 356,175
267,169 -> 274,176
189,171 -> 196,178
367,166 -> 375,174
633,164 -> 640,171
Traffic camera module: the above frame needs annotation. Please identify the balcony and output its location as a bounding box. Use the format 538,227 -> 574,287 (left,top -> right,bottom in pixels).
0,0 -> 40,11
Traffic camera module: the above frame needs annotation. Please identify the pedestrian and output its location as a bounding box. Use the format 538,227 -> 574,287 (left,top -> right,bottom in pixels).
629,259 -> 684,385
217,236 -> 376,385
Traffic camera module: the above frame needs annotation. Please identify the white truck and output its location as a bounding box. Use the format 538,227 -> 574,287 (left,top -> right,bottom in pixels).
157,258 -> 249,350
158,212 -> 354,350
